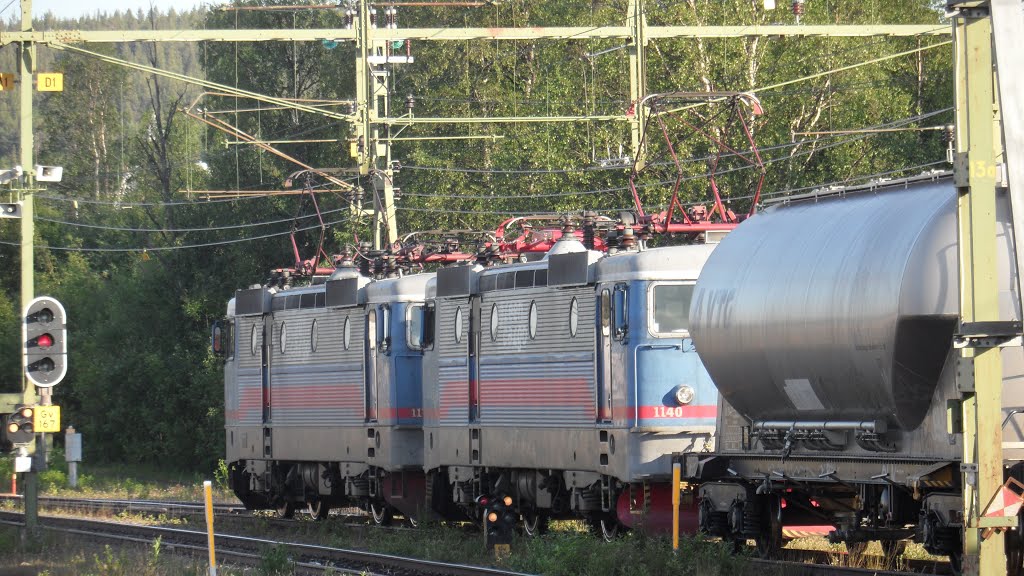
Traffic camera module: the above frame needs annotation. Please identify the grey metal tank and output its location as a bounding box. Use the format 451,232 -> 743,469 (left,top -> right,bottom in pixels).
690,177 -> 1020,431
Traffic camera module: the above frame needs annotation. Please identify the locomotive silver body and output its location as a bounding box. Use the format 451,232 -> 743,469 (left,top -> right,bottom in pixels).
683,175 -> 1024,561
424,239 -> 718,533
223,268 -> 433,519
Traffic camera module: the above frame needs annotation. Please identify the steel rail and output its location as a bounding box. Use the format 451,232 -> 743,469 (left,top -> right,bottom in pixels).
0,511 -> 537,576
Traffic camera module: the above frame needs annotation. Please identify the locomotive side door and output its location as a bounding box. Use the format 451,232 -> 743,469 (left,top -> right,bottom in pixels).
261,317 -> 273,460
597,288 -> 613,422
261,318 -> 272,424
365,309 -> 379,422
469,296 -> 481,422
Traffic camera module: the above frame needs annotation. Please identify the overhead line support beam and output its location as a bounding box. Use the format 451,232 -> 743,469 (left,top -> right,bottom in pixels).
0,24 -> 949,46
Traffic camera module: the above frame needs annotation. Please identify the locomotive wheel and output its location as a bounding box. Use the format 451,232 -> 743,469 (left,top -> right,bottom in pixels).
522,511 -> 550,537
370,502 -> 394,526
276,500 -> 295,519
589,515 -> 620,542
307,499 -> 330,521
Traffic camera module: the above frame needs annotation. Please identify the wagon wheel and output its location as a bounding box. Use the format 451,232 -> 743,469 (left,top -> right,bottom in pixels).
370,501 -> 393,526
881,539 -> 907,560
307,498 -> 330,521
276,500 -> 295,519
522,510 -> 549,537
1007,530 -> 1023,576
846,541 -> 869,558
754,497 -> 783,559
948,549 -> 963,576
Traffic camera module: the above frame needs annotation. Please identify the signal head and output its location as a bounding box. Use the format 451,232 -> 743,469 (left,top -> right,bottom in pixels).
23,297 -> 68,387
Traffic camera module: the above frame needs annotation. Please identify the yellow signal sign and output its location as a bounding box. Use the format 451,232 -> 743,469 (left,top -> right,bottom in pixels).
0,74 -> 14,91
37,73 -> 63,92
33,405 -> 60,433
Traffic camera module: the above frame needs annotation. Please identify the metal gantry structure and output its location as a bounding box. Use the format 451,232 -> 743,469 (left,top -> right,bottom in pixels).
8,2 -> 1016,573
951,1 -> 1024,575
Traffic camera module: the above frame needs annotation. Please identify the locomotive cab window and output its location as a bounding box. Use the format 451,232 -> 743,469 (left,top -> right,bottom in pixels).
613,284 -> 628,340
377,305 -> 391,353
226,320 -> 235,359
649,283 -> 694,337
419,304 -> 435,350
213,319 -> 235,359
408,304 -> 425,350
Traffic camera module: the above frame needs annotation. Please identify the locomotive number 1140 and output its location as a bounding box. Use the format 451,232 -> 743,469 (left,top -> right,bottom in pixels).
652,406 -> 688,418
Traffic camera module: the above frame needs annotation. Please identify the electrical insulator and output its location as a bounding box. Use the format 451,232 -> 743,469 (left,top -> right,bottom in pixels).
944,125 -> 956,164
792,0 -> 805,19
344,9 -> 354,29
370,8 -> 377,28
405,94 -> 415,113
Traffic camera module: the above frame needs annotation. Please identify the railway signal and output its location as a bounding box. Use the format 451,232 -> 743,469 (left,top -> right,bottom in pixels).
4,405 -> 34,447
23,297 -> 67,388
478,494 -> 515,555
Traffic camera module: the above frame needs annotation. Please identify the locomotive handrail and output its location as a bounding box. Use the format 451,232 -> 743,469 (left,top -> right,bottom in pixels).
1002,408 -> 1024,430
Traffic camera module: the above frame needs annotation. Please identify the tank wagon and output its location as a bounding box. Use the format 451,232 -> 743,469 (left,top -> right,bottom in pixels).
422,238 -> 718,537
221,266 -> 434,522
682,174 -> 1024,567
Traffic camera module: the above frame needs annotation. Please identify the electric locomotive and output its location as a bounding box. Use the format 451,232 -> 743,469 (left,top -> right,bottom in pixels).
422,236 -> 718,537
682,173 -> 1024,568
219,265 -> 434,521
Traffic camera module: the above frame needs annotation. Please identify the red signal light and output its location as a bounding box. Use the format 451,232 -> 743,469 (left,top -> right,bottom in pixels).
36,333 -> 53,348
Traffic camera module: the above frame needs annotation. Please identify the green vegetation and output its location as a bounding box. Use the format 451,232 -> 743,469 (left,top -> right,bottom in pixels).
0,527 -> 251,575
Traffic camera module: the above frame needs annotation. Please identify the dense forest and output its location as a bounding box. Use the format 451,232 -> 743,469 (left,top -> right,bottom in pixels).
0,0 -> 950,471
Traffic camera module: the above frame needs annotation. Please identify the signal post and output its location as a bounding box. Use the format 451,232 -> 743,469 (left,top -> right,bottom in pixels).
17,0 -> 38,538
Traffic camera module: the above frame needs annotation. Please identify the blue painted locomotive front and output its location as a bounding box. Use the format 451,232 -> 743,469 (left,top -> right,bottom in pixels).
626,280 -> 716,430
387,301 -> 424,426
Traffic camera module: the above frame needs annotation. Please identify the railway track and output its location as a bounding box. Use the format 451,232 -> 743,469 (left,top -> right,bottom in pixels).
0,494 -> 409,530
0,497 -> 952,575
0,510 -> 532,576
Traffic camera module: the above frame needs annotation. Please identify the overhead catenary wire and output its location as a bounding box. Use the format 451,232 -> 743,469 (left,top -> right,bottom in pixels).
0,216 -> 352,253
36,177 -> 359,207
3,159 -> 948,252
35,205 -> 355,233
397,108 -> 951,204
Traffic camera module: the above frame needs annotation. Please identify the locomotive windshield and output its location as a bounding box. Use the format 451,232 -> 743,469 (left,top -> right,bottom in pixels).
651,283 -> 694,336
